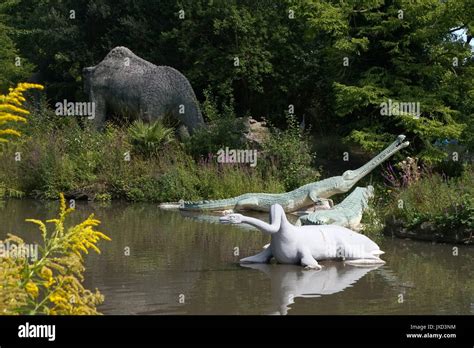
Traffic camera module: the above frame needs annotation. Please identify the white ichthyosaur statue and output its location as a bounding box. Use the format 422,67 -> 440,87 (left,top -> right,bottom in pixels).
220,203 -> 385,269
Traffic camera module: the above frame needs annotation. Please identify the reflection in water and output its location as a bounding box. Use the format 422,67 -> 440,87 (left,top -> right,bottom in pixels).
241,263 -> 381,315
0,199 -> 472,314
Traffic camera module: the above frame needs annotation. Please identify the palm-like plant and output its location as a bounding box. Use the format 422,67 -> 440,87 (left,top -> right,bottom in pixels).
128,119 -> 174,157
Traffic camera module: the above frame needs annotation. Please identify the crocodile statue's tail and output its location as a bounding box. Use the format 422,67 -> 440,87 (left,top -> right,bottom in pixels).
179,197 -> 240,211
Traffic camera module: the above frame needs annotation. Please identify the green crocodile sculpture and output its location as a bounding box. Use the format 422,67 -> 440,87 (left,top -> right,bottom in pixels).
161,134 -> 409,213
297,185 -> 374,230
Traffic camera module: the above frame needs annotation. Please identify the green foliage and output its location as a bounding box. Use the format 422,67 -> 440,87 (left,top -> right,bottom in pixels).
0,182 -> 24,200
262,114 -> 319,190
0,1 -> 33,90
359,205 -> 385,242
185,117 -> 247,159
128,120 -> 174,158
160,0 -> 323,121
384,168 -> 474,241
185,91 -> 246,158
301,0 -> 474,162
3,0 -> 472,164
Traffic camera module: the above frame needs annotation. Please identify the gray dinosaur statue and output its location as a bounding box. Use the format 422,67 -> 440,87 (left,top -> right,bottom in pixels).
83,46 -> 204,133
173,134 -> 408,212
297,185 -> 374,230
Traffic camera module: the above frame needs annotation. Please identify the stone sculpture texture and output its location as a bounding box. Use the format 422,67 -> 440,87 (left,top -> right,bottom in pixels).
83,46 -> 204,133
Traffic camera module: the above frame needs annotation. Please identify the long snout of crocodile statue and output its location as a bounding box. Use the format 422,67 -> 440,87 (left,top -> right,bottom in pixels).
170,134 -> 408,213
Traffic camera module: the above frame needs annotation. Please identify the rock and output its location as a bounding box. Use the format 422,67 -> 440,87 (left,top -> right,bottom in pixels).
243,117 -> 270,146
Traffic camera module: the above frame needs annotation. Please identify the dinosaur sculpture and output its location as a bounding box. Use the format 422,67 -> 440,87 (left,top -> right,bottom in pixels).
297,186 -> 374,230
83,46 -> 204,134
175,134 -> 408,212
220,204 -> 386,269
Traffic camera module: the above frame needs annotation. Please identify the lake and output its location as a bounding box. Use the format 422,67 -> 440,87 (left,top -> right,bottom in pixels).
0,199 -> 472,315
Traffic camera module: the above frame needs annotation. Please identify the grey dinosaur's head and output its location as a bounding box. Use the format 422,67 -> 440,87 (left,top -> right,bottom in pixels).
220,213 -> 244,224
338,135 -> 409,191
353,185 -> 375,198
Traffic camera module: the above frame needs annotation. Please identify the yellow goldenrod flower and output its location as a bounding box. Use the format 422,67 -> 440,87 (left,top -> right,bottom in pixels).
1,193 -> 110,315
0,129 -> 22,137
49,293 -> 67,305
25,282 -> 39,298
25,219 -> 48,240
0,83 -> 44,143
40,266 -> 53,280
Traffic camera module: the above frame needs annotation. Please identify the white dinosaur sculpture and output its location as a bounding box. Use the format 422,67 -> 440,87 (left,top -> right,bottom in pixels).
220,203 -> 385,269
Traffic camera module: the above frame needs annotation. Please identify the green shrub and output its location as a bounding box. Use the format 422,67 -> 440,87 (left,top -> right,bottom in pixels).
185,117 -> 247,159
185,89 -> 247,159
383,168 -> 474,241
128,120 -> 174,158
0,182 -> 24,200
262,114 -> 319,190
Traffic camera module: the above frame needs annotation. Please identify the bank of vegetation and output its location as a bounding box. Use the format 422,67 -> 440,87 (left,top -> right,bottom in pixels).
361,158 -> 473,244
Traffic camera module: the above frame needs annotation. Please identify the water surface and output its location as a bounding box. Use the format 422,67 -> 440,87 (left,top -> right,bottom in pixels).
1,199 -> 472,315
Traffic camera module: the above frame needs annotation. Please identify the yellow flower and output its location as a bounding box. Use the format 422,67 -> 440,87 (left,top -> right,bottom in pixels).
49,293 -> 67,305
43,278 -> 55,289
25,282 -> 39,298
0,82 -> 44,143
2,193 -> 110,314
26,219 -> 48,239
40,266 -> 53,280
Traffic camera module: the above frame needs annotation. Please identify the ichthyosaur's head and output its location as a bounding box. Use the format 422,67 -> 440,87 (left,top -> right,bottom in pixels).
220,213 -> 244,224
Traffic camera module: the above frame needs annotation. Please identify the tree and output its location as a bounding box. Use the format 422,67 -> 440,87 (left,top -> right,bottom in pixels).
301,0 -> 474,162
0,0 -> 33,91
